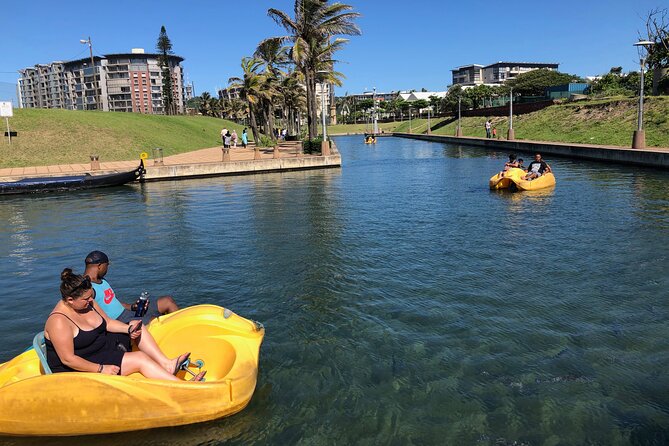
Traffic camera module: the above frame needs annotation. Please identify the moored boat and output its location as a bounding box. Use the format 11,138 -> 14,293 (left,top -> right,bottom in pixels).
0,160 -> 145,196
0,304 -> 264,436
489,167 -> 556,191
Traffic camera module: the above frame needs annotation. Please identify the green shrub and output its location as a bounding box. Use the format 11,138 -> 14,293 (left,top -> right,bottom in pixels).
258,134 -> 277,148
302,137 -> 330,154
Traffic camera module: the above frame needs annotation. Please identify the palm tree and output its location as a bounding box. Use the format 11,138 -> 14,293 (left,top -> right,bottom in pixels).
198,92 -> 212,116
267,0 -> 360,140
255,38 -> 291,138
228,57 -> 265,143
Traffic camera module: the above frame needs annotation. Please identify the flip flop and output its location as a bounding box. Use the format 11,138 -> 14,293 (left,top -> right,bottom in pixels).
173,352 -> 191,375
190,370 -> 207,382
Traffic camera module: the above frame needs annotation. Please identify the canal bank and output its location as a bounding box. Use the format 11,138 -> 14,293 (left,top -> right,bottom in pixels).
394,133 -> 669,169
0,141 -> 341,183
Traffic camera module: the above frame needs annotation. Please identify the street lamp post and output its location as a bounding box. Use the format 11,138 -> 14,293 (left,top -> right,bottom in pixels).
80,37 -> 101,111
456,96 -> 462,137
409,107 -> 412,133
507,87 -> 515,141
632,40 -> 655,149
316,70 -> 330,155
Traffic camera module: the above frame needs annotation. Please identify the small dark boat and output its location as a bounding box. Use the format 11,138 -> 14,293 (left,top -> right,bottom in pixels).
0,160 -> 145,196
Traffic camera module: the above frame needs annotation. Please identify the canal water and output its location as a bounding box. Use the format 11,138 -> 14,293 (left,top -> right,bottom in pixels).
1,135 -> 668,445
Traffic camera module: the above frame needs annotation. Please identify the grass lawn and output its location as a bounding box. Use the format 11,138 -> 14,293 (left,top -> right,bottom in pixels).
326,121 -> 402,134
0,109 -> 250,168
431,96 -> 669,148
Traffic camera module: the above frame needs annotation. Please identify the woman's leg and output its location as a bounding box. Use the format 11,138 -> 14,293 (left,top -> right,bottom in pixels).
134,326 -> 187,374
120,351 -> 180,381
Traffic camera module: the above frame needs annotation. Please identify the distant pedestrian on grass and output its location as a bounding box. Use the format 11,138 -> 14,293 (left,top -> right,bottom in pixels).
492,127 -> 497,139
231,130 -> 238,148
241,128 -> 248,148
485,119 -> 492,138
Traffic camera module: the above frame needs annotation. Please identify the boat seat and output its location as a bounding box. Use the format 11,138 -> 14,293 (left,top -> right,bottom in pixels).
32,331 -> 52,375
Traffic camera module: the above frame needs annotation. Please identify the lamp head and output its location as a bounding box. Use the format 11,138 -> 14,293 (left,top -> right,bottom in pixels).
633,40 -> 655,48
80,39 -> 88,44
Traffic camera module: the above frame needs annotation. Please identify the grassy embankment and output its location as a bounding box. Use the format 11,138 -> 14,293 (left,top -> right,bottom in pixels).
0,109 -> 248,168
332,96 -> 669,148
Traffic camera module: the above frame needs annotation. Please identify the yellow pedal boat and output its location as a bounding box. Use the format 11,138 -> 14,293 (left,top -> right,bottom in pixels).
489,167 -> 556,191
0,304 -> 264,436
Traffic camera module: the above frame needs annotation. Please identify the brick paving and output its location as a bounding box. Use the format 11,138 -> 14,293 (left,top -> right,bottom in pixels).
0,141 -> 307,180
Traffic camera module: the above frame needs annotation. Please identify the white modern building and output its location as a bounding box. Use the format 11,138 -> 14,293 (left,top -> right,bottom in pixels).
451,62 -> 560,87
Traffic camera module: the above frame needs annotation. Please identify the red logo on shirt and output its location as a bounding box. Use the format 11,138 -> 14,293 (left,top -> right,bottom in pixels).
104,288 -> 115,304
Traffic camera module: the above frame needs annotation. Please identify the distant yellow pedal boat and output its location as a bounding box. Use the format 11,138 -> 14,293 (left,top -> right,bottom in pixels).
489,167 -> 556,191
0,305 -> 264,436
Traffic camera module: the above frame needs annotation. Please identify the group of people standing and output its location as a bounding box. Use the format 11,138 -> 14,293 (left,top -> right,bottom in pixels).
221,128 -> 248,149
485,119 -> 497,139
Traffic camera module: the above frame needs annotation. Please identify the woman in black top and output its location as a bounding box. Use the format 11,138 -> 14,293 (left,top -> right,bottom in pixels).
45,268 -> 205,381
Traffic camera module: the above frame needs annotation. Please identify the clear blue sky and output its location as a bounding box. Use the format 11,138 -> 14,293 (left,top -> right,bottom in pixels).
0,0 -> 662,101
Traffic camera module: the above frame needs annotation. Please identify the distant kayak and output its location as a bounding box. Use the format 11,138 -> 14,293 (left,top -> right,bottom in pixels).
489,167 -> 556,191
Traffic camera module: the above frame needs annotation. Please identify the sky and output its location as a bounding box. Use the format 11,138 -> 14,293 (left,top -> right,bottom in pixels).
0,0 -> 663,102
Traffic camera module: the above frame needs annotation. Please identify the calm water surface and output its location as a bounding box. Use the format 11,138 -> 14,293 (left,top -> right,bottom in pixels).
1,136 -> 669,445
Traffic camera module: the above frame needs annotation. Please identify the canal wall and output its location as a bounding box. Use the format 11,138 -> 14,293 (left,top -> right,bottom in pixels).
144,147 -> 341,182
393,133 -> 669,169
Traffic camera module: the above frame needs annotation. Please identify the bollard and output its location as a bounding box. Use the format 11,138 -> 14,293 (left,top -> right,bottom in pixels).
321,140 -> 331,156
254,147 -> 261,160
273,145 -> 280,159
90,155 -> 100,170
152,147 -> 164,165
222,147 -> 231,162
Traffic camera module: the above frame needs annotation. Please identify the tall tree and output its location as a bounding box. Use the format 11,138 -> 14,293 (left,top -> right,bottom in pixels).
229,57 -> 265,144
267,0 -> 360,140
506,69 -> 584,96
156,26 -> 175,115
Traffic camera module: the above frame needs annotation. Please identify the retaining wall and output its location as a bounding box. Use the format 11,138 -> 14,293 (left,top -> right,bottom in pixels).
393,133 -> 669,169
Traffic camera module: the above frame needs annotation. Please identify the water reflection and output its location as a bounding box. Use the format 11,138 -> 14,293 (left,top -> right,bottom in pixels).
0,136 -> 669,444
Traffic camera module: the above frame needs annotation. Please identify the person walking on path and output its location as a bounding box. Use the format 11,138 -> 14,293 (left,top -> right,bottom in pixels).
492,127 -> 497,139
231,130 -> 238,148
224,131 -> 232,149
220,128 -> 228,146
485,119 -> 492,139
241,128 -> 248,148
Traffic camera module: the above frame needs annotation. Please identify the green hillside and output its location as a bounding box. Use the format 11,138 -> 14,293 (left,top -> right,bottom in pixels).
331,96 -> 669,148
0,109 -> 249,168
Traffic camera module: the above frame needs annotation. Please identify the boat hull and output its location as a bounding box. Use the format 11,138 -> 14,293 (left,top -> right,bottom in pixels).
0,161 -> 145,195
0,304 -> 264,436
489,168 -> 556,191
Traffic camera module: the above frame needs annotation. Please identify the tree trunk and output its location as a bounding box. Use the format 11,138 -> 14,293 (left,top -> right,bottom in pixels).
267,103 -> 276,138
304,69 -> 318,140
248,102 -> 260,145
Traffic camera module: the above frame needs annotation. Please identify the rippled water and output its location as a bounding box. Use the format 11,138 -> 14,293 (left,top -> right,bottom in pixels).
1,135 -> 669,445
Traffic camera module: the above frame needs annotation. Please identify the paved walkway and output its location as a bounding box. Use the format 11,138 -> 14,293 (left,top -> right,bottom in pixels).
0,141 -> 307,179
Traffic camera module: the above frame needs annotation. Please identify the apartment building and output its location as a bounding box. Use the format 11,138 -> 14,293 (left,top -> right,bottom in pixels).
451,62 -> 559,87
18,48 -> 185,114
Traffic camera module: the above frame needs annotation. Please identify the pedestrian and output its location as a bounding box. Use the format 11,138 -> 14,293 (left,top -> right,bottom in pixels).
220,127 -> 228,146
224,131 -> 232,149
485,119 -> 491,139
231,129 -> 238,148
492,127 -> 497,139
241,128 -> 248,148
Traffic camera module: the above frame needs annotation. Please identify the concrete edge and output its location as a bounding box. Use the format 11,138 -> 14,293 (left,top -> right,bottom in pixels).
393,133 -> 669,169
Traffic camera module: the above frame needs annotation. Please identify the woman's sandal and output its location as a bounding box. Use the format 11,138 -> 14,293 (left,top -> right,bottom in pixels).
173,352 -> 191,375
190,370 -> 207,382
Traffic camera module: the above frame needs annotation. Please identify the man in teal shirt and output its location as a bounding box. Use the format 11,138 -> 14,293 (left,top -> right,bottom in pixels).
84,251 -> 178,324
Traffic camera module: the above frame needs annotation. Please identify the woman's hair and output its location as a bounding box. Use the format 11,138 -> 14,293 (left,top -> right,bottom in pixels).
60,268 -> 92,300
508,154 -> 517,161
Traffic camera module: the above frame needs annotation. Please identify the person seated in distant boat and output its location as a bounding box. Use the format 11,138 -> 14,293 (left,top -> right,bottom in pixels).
84,251 -> 178,329
524,153 -> 552,180
517,158 -> 524,169
499,154 -> 520,177
44,268 -> 205,381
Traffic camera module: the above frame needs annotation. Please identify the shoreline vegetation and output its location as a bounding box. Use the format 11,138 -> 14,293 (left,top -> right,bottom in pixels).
329,96 -> 669,148
1,96 -> 667,168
